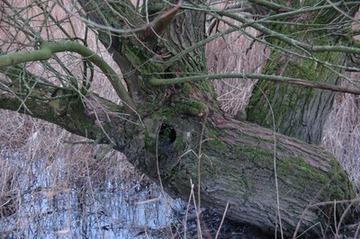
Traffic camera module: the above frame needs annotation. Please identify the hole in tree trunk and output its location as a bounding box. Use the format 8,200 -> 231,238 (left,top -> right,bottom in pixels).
158,123 -> 176,151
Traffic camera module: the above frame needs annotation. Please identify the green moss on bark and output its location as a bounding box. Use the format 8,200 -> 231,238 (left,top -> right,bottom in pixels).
247,19 -> 345,144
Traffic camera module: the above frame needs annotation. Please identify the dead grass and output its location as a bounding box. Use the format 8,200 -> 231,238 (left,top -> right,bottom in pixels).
322,73 -> 360,190
321,11 -> 360,191
206,16 -> 269,114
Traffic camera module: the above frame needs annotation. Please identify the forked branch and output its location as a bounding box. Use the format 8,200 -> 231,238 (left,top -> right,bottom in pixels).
0,41 -> 136,113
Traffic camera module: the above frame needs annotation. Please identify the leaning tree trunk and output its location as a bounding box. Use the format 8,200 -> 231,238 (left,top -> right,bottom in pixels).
0,0 -> 358,237
77,0 -> 357,236
246,0 -> 359,144
1,64 -> 357,237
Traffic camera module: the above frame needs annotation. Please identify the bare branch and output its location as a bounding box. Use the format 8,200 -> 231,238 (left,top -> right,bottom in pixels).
149,73 -> 360,95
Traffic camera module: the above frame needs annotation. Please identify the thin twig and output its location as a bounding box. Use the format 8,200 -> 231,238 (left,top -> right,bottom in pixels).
215,202 -> 229,239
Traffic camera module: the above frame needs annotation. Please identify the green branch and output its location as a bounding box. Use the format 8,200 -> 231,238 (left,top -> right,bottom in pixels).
149,73 -> 360,95
0,40 -> 136,113
219,11 -> 360,55
249,0 -> 293,12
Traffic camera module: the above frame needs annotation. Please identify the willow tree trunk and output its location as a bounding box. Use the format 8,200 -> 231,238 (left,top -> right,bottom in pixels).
246,1 -> 359,144
0,0 -> 358,238
77,0 -> 357,236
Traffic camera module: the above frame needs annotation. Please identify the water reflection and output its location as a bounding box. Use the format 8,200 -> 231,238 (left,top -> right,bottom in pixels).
0,151 -> 182,239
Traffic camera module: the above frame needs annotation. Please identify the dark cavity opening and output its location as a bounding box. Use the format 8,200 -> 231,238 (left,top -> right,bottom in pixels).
159,123 -> 176,145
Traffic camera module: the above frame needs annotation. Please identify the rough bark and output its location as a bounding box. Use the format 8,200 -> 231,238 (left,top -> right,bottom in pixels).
1,0 -> 359,237
246,0 -> 360,144
0,69 -> 356,237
